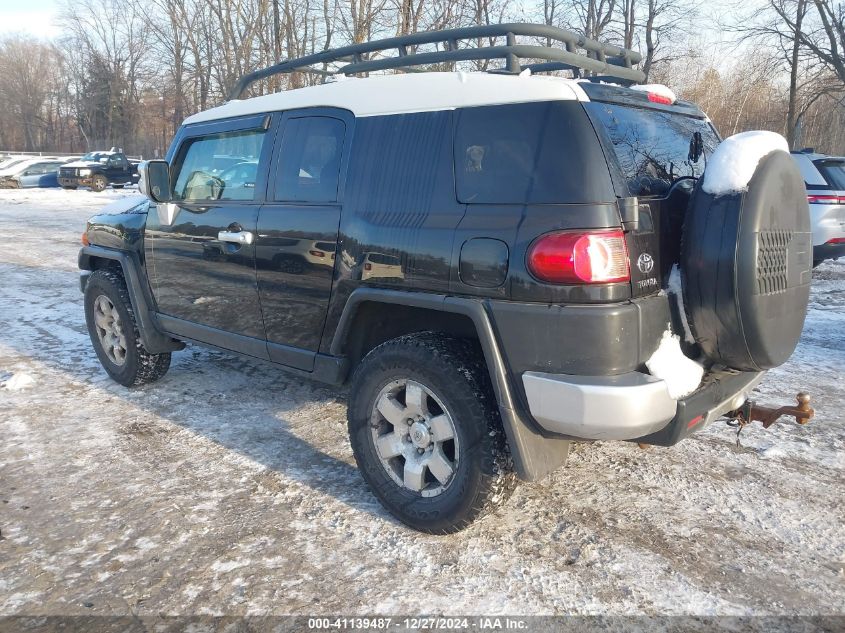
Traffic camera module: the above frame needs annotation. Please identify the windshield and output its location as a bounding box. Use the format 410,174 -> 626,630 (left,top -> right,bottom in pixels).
81,152 -> 108,162
585,102 -> 720,197
814,160 -> 845,190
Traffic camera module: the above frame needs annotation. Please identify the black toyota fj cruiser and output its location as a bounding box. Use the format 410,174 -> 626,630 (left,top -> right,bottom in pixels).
78,24 -> 812,533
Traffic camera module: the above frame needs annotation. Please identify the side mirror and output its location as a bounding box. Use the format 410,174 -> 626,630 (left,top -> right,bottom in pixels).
139,160 -> 172,203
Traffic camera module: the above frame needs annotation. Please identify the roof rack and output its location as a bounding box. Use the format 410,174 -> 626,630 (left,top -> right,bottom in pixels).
229,23 -> 645,100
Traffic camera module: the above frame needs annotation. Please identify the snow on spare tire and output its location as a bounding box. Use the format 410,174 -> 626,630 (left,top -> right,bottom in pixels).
681,130 -> 812,373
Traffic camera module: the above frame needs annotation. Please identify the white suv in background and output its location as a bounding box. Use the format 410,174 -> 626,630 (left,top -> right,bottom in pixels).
793,150 -> 845,266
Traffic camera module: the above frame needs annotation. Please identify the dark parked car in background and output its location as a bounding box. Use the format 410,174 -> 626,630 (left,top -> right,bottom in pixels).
59,149 -> 140,192
792,150 -> 845,265
0,158 -> 67,188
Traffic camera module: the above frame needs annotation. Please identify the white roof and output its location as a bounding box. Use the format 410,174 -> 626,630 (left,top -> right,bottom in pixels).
183,72 -> 589,125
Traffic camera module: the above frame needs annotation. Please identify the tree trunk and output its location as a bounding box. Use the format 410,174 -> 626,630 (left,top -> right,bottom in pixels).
786,0 -> 807,149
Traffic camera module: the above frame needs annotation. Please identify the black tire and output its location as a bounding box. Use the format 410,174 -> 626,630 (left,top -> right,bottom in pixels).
61,186 -> 77,190
91,175 -> 108,192
84,269 -> 171,387
347,332 -> 517,534
113,184 -> 126,189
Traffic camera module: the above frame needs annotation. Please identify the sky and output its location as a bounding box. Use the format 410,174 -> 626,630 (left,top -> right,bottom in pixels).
0,0 -> 61,40
0,0 -> 748,69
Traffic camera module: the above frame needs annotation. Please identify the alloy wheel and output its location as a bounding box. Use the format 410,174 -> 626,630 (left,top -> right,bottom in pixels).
93,294 -> 128,366
369,378 -> 460,497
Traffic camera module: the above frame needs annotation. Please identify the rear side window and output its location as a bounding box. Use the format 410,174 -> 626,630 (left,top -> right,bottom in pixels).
814,160 -> 845,190
585,102 -> 719,197
173,128 -> 267,201
455,101 -> 611,204
274,116 -> 345,203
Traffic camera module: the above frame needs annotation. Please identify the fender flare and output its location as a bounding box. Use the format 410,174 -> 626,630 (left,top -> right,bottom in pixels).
78,245 -> 184,354
331,288 -> 570,481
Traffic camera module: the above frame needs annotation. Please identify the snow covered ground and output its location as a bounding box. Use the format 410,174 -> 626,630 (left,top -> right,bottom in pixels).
0,188 -> 843,617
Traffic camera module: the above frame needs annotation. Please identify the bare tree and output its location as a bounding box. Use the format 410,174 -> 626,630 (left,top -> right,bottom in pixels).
0,37 -> 55,151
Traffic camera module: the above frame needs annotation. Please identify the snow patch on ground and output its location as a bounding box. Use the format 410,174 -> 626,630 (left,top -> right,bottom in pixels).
0,188 -> 843,617
702,131 -> 789,196
646,330 -> 704,399
1,372 -> 35,391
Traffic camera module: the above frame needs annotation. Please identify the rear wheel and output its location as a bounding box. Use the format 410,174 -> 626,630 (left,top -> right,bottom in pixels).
347,332 -> 516,533
84,269 -> 171,386
91,175 -> 108,192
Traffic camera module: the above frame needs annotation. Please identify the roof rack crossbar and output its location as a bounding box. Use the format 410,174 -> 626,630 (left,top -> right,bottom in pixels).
228,22 -> 645,100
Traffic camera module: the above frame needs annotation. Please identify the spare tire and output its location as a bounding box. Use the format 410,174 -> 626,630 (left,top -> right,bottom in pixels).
681,150 -> 812,371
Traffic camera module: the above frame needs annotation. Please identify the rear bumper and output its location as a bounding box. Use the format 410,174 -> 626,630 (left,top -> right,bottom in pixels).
636,370 -> 766,445
523,371 -> 677,440
522,369 -> 764,442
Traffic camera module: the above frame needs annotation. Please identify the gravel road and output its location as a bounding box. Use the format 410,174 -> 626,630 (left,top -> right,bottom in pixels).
0,188 -> 843,618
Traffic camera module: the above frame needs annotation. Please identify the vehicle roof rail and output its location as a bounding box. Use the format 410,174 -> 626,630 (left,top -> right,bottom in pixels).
228,22 -> 645,100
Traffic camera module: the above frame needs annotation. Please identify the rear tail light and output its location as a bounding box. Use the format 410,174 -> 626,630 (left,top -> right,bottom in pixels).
647,92 -> 673,105
825,237 -> 845,245
308,250 -> 326,257
364,262 -> 372,271
527,230 -> 630,284
807,194 -> 845,204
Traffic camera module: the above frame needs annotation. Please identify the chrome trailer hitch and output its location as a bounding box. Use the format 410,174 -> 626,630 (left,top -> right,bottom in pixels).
726,392 -> 814,446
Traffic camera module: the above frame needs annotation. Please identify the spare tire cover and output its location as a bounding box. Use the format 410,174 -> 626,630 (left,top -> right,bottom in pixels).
681,150 -> 812,371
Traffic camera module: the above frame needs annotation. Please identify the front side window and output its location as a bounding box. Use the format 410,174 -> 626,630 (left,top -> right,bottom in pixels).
173,128 -> 267,202
25,164 -> 47,175
274,117 -> 345,203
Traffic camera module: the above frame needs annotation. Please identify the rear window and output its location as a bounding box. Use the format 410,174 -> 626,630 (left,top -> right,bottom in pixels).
454,101 -> 613,204
814,160 -> 845,190
585,102 -> 719,197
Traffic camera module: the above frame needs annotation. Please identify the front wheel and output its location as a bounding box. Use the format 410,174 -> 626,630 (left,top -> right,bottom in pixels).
84,269 -> 171,386
347,332 -> 517,533
90,175 -> 108,192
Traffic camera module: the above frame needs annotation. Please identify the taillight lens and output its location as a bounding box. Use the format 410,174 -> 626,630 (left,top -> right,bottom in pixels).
826,237 -> 845,245
807,194 -> 845,204
647,92 -> 673,105
527,230 -> 630,284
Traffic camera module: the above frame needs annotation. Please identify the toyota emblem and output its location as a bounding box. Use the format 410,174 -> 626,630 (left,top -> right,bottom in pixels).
637,253 -> 654,274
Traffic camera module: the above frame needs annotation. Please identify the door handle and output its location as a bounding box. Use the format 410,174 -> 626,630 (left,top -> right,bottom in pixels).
218,230 -> 255,245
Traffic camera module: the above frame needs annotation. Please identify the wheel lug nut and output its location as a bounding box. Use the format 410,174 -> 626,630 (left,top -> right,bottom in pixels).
417,448 -> 424,455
